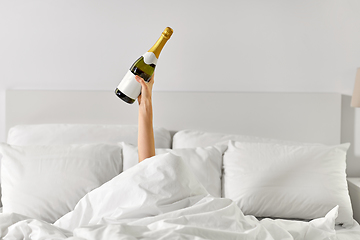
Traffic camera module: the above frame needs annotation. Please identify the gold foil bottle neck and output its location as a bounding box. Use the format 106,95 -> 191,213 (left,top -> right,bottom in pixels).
148,27 -> 174,59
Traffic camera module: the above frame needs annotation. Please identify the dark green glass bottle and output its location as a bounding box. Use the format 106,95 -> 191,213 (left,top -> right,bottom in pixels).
115,27 -> 173,104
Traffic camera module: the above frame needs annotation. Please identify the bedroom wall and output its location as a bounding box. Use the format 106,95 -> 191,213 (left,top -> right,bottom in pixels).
0,0 -> 360,176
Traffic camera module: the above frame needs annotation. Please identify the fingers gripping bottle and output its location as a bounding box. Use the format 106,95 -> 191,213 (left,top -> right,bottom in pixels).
115,27 -> 173,104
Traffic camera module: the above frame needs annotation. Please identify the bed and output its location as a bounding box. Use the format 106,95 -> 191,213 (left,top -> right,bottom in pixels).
1,90 -> 360,239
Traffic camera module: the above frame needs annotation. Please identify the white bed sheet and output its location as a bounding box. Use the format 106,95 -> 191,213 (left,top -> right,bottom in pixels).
1,153 -> 360,239
2,202 -> 359,240
336,221 -> 360,240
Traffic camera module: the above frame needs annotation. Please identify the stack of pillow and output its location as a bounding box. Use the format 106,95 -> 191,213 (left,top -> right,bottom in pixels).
0,124 -> 171,222
172,130 -> 353,227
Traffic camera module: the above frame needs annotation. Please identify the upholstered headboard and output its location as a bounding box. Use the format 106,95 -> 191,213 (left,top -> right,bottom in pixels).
5,90 -> 341,145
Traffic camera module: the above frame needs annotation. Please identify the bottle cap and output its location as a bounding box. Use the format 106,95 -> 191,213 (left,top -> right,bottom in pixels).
162,27 -> 173,39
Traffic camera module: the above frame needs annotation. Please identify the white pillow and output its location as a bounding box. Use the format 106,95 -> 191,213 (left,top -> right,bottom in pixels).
0,142 -> 122,223
54,153 -> 208,231
121,142 -> 226,197
7,124 -> 171,148
223,141 -> 353,227
173,129 -> 322,149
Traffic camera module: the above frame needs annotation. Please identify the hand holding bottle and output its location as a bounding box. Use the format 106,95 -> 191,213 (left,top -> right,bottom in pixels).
135,74 -> 154,106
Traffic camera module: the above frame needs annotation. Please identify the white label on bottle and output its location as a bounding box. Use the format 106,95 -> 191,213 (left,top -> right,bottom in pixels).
117,70 -> 141,100
143,52 -> 158,65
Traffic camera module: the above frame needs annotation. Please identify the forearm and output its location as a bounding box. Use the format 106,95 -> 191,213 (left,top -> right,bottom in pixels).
138,99 -> 155,162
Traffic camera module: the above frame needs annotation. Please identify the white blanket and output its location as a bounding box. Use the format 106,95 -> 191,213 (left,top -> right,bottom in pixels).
0,153 -> 349,239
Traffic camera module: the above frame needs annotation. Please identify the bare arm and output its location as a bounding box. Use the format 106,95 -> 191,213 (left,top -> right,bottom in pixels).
136,74 -> 155,162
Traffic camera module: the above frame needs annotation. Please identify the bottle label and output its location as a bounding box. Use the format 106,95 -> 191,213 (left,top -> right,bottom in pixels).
143,52 -> 158,65
117,70 -> 141,100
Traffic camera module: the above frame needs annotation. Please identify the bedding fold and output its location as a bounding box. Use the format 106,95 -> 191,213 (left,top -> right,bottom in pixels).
0,153 -> 352,239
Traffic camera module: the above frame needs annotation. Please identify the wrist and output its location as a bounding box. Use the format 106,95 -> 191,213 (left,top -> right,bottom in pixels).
139,99 -> 153,117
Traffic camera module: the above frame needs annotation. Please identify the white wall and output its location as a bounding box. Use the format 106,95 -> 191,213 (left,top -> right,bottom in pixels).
0,0 -> 360,175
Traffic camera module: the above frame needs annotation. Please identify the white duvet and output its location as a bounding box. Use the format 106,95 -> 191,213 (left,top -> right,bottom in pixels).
0,153 -> 356,240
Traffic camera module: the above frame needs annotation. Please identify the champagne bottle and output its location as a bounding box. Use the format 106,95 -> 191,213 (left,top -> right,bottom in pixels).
115,27 -> 173,104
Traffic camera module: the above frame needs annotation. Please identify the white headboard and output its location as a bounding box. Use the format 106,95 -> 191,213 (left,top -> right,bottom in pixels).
5,90 -> 341,145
